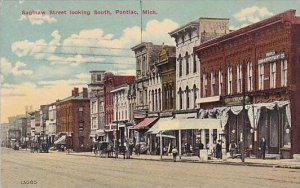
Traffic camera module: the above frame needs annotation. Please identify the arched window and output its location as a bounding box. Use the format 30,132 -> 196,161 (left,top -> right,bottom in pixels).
186,86 -> 190,109
193,85 -> 197,108
185,52 -> 189,75
179,55 -> 182,77
155,89 -> 158,111
158,88 -> 161,111
151,90 -> 154,111
179,87 -> 182,110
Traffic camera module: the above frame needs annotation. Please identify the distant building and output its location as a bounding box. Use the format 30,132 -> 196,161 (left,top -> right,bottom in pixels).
88,70 -> 106,142
56,87 -> 91,152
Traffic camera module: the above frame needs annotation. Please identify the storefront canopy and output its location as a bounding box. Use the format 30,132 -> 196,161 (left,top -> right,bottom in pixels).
158,118 -> 222,131
54,135 -> 66,145
147,117 -> 173,134
134,117 -> 158,129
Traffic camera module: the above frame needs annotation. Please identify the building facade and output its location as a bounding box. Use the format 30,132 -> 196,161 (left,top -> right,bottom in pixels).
131,42 -> 162,115
88,70 -> 106,141
56,88 -> 91,152
169,18 -> 229,112
194,10 -> 300,158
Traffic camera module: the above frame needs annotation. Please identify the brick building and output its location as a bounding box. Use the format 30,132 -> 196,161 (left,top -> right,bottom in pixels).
56,88 -> 91,152
104,72 -> 135,125
194,10 -> 300,159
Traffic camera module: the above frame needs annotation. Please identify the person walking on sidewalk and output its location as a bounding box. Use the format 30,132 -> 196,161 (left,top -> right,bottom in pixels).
229,141 -> 236,158
172,146 -> 178,162
259,137 -> 267,159
216,141 -> 222,159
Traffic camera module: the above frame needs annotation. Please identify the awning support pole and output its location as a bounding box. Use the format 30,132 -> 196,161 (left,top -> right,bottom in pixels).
160,132 -> 163,160
179,129 -> 181,160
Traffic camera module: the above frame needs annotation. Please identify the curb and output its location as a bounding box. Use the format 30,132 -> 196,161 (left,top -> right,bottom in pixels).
66,153 -> 300,169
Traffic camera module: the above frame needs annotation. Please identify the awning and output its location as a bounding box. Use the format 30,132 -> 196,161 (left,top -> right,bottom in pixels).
196,96 -> 220,104
147,117 -> 173,134
54,135 -> 66,145
134,117 -> 158,129
96,129 -> 105,137
156,134 -> 176,139
158,118 -> 222,131
134,114 -> 146,119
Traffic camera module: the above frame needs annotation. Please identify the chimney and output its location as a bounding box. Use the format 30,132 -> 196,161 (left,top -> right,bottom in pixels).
74,87 -> 79,96
72,89 -> 75,96
83,87 -> 88,98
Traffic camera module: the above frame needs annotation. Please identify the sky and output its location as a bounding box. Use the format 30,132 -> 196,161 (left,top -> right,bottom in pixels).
1,0 -> 300,123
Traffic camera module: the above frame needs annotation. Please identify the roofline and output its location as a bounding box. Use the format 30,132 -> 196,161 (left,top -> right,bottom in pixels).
194,9 -> 297,52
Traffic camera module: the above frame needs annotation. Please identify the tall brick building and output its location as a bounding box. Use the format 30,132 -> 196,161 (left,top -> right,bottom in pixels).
194,10 -> 300,159
56,88 -> 91,152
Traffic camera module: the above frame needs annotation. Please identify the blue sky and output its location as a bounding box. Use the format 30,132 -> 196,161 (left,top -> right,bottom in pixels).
1,0 -> 300,123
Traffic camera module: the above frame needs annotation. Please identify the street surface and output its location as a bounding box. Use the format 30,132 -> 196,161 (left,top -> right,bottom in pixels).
1,148 -> 300,188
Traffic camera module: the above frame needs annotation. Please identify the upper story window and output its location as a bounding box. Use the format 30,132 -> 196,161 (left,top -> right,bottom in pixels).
193,85 -> 197,108
178,55 -> 182,77
258,64 -> 264,90
247,62 -> 253,91
186,86 -> 190,109
185,52 -> 189,75
218,70 -> 223,95
210,71 -> 215,96
281,60 -> 287,87
203,73 -> 208,97
193,54 -> 197,73
237,64 -> 242,93
270,62 -> 276,88
179,88 -> 183,110
96,74 -> 102,81
227,66 -> 233,95
92,101 -> 97,114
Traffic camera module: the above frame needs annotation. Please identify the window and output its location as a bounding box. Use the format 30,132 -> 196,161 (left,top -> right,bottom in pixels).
186,86 -> 190,109
247,62 -> 253,91
210,71 -> 215,96
96,74 -> 102,81
92,101 -> 97,114
203,74 -> 208,97
227,66 -> 233,95
281,60 -> 287,87
193,54 -> 197,73
179,88 -> 183,110
237,64 -> 242,93
270,62 -> 276,88
193,85 -> 197,108
258,64 -> 264,90
185,52 -> 189,75
92,117 -> 97,129
79,122 -> 84,130
218,70 -> 223,95
179,55 -> 182,77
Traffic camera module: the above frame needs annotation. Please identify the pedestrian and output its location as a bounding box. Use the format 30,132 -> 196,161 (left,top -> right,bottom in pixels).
216,141 -> 222,159
259,137 -> 267,159
171,146 -> 178,162
198,141 -> 204,159
229,141 -> 236,158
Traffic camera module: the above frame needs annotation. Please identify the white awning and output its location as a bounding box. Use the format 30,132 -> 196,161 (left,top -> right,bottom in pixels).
196,96 -> 220,104
54,135 -> 66,145
147,117 -> 173,134
156,134 -> 176,139
158,118 -> 222,131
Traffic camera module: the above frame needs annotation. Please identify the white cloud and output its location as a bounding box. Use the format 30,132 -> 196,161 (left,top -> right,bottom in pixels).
19,13 -> 57,25
11,30 -> 60,59
1,73 -> 89,122
0,57 -> 33,76
234,6 -> 273,24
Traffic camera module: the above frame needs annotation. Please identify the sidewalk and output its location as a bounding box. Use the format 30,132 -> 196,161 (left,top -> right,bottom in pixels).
66,151 -> 300,169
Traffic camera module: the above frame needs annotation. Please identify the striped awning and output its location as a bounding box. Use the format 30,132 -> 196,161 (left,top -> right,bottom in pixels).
134,117 -> 158,129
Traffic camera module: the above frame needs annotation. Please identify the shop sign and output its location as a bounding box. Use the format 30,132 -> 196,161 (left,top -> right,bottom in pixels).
258,52 -> 285,64
224,96 -> 251,106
